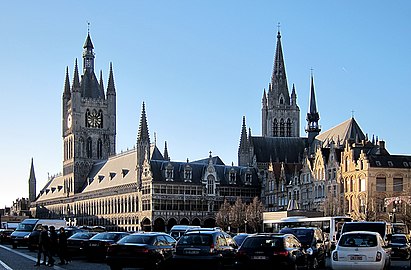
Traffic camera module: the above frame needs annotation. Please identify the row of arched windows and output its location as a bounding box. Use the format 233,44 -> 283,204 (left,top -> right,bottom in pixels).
78,137 -> 104,159
64,138 -> 74,161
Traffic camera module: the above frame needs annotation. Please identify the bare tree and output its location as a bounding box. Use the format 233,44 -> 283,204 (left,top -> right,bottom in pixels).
216,199 -> 231,231
229,197 -> 246,233
245,197 -> 264,233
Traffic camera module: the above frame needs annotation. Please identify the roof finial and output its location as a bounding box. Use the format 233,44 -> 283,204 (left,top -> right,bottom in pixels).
87,21 -> 90,34
310,67 -> 314,77
277,22 -> 281,33
351,110 -> 355,118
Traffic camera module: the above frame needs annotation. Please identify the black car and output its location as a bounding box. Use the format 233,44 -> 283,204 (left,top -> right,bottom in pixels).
234,233 -> 306,270
390,234 -> 411,260
106,232 -> 177,270
0,229 -> 14,244
86,232 -> 129,261
279,227 -> 326,269
173,230 -> 238,269
233,233 -> 251,247
67,231 -> 99,257
63,226 -> 85,238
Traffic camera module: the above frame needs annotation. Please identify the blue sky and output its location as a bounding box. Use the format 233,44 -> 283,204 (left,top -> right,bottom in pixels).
0,1 -> 410,208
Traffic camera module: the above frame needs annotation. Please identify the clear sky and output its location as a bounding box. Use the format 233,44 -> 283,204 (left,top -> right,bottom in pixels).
0,1 -> 410,208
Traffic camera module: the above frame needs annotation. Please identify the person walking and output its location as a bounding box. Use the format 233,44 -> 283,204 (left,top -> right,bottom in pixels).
58,227 -> 69,265
35,225 -> 50,266
48,226 -> 57,266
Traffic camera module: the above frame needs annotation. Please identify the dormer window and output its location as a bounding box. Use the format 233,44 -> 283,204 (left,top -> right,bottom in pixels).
388,161 -> 393,167
98,175 -> 104,182
122,169 -> 129,178
229,171 -> 236,185
403,162 -> 409,167
207,175 -> 215,195
245,172 -> 252,185
184,166 -> 192,182
165,163 -> 174,181
376,161 -> 381,166
109,172 -> 116,180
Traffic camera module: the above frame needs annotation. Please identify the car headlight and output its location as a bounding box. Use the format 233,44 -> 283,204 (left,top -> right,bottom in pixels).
24,235 -> 30,239
306,247 -> 313,255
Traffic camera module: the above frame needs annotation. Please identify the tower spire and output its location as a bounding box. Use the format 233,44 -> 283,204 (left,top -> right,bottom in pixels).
137,102 -> 150,144
28,158 -> 37,203
72,59 -> 80,91
63,67 -> 71,98
106,62 -> 116,95
271,28 -> 289,101
164,141 -> 170,161
306,73 -> 321,145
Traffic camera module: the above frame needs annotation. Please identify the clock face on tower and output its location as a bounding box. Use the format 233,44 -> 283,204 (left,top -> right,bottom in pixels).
87,110 -> 102,128
67,114 -> 72,129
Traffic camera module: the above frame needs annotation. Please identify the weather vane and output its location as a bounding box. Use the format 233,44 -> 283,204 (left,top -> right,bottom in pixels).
87,21 -> 90,34
277,22 -> 281,32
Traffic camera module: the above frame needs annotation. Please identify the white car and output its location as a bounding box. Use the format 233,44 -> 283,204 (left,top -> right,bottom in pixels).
331,231 -> 391,270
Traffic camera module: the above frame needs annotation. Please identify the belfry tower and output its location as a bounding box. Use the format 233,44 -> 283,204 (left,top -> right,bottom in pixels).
61,33 -> 117,195
262,31 -> 300,137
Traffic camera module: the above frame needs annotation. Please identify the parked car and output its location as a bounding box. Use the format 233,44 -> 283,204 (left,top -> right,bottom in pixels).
173,229 -> 238,269
86,232 -> 129,260
63,226 -> 85,238
106,232 -> 177,270
10,218 -> 67,250
331,231 -> 391,270
389,234 -> 411,260
169,225 -> 201,240
233,233 -> 251,247
67,231 -> 99,257
280,227 -> 326,269
234,233 -> 306,270
0,229 -> 14,244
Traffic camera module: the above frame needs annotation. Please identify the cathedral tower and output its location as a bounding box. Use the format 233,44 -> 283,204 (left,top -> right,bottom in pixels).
262,31 -> 300,137
62,33 -> 117,194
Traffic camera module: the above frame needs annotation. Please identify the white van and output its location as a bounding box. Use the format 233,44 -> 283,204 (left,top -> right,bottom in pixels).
169,225 -> 201,240
10,218 -> 67,249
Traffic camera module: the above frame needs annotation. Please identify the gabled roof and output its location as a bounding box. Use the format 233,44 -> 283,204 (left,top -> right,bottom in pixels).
251,136 -> 308,163
316,117 -> 365,148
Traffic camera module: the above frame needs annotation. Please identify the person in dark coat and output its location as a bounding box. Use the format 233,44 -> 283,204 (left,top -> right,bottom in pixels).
35,225 -> 50,266
48,226 -> 57,266
58,227 -> 69,265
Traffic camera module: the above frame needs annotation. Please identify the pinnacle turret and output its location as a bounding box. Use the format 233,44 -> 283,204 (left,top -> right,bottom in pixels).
107,62 -> 116,95
72,59 -> 80,91
63,67 -> 71,98
137,102 -> 150,144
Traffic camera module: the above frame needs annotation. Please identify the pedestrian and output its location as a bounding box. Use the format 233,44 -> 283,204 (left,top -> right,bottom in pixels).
58,227 -> 69,265
48,226 -> 57,266
35,225 -> 50,266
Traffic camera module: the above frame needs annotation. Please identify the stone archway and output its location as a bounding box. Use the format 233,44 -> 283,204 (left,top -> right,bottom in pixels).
203,218 -> 216,228
167,218 -> 177,232
180,218 -> 189,225
192,218 -> 201,226
141,217 -> 152,232
153,217 -> 166,232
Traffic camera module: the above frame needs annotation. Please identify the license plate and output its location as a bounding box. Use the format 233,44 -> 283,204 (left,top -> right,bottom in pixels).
350,255 -> 363,261
185,250 -> 199,255
90,243 -> 98,247
252,256 -> 268,260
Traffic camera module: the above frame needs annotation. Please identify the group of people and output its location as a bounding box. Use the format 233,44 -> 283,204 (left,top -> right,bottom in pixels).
35,225 -> 70,267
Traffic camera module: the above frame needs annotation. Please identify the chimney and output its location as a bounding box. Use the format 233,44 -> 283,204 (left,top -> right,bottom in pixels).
378,140 -> 385,150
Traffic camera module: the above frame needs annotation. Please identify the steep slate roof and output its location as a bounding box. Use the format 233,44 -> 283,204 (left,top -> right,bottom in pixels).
368,154 -> 411,168
81,71 -> 104,99
316,118 -> 365,147
251,137 -> 308,163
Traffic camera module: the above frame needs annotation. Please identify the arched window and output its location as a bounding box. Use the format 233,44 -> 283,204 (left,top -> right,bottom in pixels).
98,110 -> 103,128
376,176 -> 386,192
87,137 -> 92,158
79,137 -> 85,158
279,96 -> 284,105
286,119 -> 292,137
207,175 -> 215,195
279,119 -> 285,137
273,119 -> 278,137
85,109 -> 90,127
97,138 -> 103,159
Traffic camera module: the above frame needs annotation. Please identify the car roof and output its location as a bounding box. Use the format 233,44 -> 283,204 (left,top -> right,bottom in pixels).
341,231 -> 381,236
392,234 -> 408,237
185,230 -> 220,235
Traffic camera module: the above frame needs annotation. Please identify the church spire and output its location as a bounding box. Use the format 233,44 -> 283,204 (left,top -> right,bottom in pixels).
28,158 -> 37,203
306,74 -> 321,145
83,33 -> 95,73
137,102 -> 150,145
271,30 -> 289,103
63,67 -> 71,98
99,70 -> 104,90
239,116 -> 248,150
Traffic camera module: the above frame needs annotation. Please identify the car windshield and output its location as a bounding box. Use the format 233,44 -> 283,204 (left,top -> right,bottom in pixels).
342,223 -> 385,238
118,235 -> 153,244
339,233 -> 377,247
15,223 -> 35,232
92,233 -> 120,241
242,237 -> 282,249
281,229 -> 313,245
391,236 -> 407,244
393,224 -> 408,234
179,234 -> 212,246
